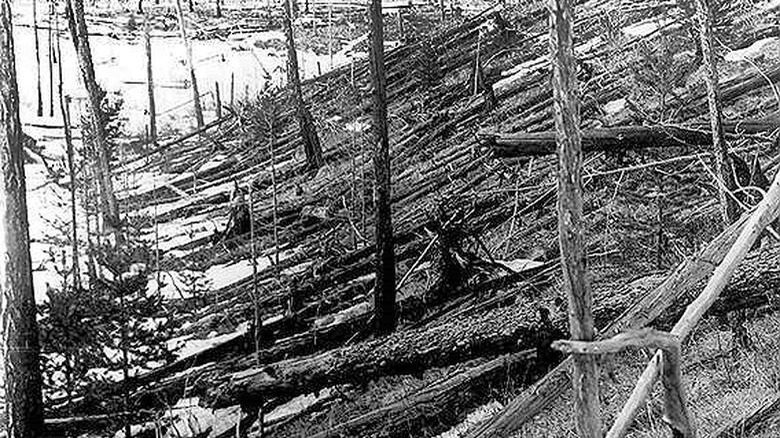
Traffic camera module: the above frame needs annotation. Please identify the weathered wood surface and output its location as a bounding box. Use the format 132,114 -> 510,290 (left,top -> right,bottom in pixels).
483,122 -> 779,157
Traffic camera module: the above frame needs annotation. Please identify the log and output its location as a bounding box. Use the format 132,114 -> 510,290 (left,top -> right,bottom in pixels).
306,350 -> 538,438
207,302 -> 543,408
482,122 -> 779,158
606,147 -> 780,438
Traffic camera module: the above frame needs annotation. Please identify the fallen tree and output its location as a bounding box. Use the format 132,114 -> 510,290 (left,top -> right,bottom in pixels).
482,121 -> 779,157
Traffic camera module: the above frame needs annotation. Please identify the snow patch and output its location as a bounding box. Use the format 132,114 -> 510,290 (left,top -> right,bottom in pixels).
725,37 -> 779,62
622,17 -> 674,38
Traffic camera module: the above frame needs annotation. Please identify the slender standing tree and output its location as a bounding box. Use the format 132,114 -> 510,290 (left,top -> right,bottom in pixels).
144,17 -> 157,146
1,0 -> 45,435
550,0 -> 601,436
368,0 -> 396,334
65,0 -> 121,233
694,0 -> 739,225
33,0 -> 43,117
283,0 -> 324,171
175,0 -> 204,128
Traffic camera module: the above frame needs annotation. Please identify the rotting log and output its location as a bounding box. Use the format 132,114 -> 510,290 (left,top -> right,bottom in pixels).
482,122 -> 779,158
306,350 -> 538,438
206,303 -> 542,408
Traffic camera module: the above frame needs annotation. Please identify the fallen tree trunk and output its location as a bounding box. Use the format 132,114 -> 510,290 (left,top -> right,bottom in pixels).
307,350 -> 539,438
207,301 -> 541,407
482,122 -> 778,157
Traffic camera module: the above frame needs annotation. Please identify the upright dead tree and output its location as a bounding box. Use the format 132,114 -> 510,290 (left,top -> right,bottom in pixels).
65,0 -> 121,233
175,0 -> 204,128
550,0 -> 601,436
694,0 -> 738,224
283,0 -> 324,171
33,0 -> 43,117
1,0 -> 45,435
144,17 -> 157,146
368,0 -> 396,334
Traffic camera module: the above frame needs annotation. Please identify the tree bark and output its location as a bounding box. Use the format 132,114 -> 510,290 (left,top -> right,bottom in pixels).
368,0 -> 396,335
175,0 -> 204,128
695,0 -> 739,225
550,0 -> 601,435
283,0 -> 323,171
143,18 -> 157,146
483,122 -> 780,157
1,0 -> 45,435
65,0 -> 121,232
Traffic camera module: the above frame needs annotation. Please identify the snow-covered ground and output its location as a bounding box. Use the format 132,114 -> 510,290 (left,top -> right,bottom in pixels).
11,0 -> 338,302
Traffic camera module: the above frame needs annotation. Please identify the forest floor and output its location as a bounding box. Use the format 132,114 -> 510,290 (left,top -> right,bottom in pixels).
14,0 -> 780,437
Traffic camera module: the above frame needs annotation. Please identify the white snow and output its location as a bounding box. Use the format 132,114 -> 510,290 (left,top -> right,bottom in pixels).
168,321 -> 249,360
622,17 -> 674,38
265,388 -> 335,423
496,258 -> 544,273
433,401 -> 504,438
725,37 -> 779,62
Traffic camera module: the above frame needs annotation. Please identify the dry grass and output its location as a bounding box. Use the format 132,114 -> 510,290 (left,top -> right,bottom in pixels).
510,310 -> 780,438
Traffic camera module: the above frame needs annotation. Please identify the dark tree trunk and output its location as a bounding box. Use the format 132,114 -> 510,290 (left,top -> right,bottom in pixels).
694,0 -> 739,225
1,0 -> 45,436
33,0 -> 43,117
215,0 -> 221,18
65,0 -> 121,233
550,0 -> 601,436
283,0 -> 323,171
368,0 -> 396,334
144,18 -> 157,145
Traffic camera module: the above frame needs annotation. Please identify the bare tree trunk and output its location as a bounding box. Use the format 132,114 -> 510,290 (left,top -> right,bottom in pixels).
0,0 -> 45,435
368,0 -> 396,335
47,1 -> 54,117
62,96 -> 80,290
283,0 -> 323,171
694,0 -> 739,225
214,82 -> 222,119
33,0 -> 43,117
215,0 -> 221,18
175,0 -> 204,128
550,0 -> 601,436
144,17 -> 157,146
65,0 -> 121,233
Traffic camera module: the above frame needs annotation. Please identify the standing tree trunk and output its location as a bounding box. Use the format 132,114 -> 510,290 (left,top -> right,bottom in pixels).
175,0 -> 204,128
368,0 -> 396,335
283,0 -> 323,171
550,0 -> 601,436
62,96 -> 80,290
215,0 -> 221,18
694,0 -> 739,225
1,0 -> 45,435
33,0 -> 43,117
65,0 -> 121,233
47,1 -> 54,117
143,17 -> 157,146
